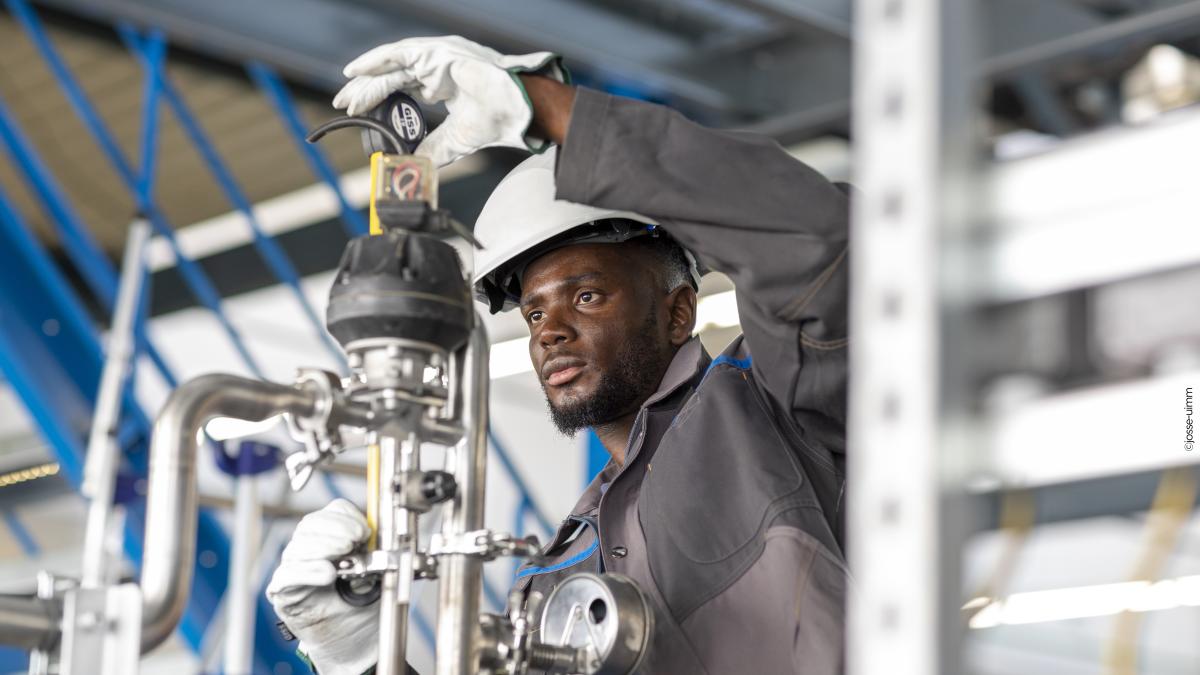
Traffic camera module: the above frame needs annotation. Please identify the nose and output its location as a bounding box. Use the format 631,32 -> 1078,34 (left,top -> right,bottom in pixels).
537,311 -> 575,349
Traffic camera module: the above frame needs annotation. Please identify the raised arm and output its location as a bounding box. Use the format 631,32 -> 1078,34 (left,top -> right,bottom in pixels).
523,76 -> 849,453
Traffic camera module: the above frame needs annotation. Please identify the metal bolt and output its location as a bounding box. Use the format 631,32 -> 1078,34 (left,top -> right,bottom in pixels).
882,392 -> 900,420
611,546 -> 628,558
880,603 -> 900,629
883,90 -> 903,118
883,0 -> 903,22
882,191 -> 903,218
882,292 -> 902,318
77,612 -> 101,630
881,498 -> 901,524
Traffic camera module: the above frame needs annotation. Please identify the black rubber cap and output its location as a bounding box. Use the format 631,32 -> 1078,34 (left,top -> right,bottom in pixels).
327,231 -> 472,351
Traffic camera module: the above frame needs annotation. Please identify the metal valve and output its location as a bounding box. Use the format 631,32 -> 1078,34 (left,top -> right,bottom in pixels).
396,470 -> 457,512
282,368 -> 372,490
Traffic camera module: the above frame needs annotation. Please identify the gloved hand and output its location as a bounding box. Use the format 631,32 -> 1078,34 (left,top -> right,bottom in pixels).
332,35 -> 567,167
267,499 -> 377,675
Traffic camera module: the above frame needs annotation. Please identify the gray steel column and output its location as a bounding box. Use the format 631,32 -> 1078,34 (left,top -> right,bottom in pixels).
377,427 -> 409,675
848,1 -> 979,674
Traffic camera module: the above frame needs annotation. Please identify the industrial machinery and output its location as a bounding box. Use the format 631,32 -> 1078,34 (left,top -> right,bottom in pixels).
0,94 -> 651,675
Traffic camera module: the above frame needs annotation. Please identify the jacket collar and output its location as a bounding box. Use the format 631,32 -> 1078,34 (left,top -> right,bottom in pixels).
567,336 -> 711,517
643,336 -> 710,409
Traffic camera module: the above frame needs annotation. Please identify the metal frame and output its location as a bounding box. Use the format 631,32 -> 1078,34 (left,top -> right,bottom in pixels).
848,1 -> 977,674
248,63 -> 370,238
117,24 -> 348,369
850,2 -> 1200,674
7,0 -> 267,379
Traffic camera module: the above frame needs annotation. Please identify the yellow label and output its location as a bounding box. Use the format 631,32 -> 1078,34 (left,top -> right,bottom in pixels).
367,443 -> 380,545
368,151 -> 383,236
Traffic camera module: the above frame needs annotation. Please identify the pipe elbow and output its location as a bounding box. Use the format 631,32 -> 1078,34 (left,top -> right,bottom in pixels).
140,374 -> 317,652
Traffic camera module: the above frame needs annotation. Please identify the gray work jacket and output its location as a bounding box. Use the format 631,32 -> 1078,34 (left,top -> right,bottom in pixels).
513,88 -> 851,675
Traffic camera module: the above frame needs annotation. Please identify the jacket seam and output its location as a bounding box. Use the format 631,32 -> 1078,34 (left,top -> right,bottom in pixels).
743,371 -> 809,480
767,523 -> 851,576
674,503 -> 832,625
747,365 -> 838,476
800,333 -> 849,350
779,245 -> 847,323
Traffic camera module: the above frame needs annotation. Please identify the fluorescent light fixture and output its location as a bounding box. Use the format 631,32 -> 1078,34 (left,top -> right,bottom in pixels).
0,462 -> 60,488
204,415 -> 284,441
487,291 -> 741,380
967,575 -> 1200,629
986,106 -> 1200,302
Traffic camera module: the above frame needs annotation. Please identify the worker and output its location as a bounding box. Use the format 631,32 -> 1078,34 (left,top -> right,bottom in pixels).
268,35 -> 850,675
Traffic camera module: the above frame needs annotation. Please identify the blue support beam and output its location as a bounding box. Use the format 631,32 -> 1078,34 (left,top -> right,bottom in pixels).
7,0 -> 266,379
135,29 -> 167,205
0,83 -> 179,390
247,63 -> 368,238
0,183 -> 110,487
117,25 -> 347,372
1,508 -> 40,557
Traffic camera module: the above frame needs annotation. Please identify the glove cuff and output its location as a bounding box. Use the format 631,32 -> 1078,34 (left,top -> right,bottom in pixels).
503,53 -> 571,154
299,640 -> 379,675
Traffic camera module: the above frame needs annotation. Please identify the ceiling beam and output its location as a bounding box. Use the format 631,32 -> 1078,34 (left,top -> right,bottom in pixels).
734,0 -> 852,39
745,0 -> 1200,141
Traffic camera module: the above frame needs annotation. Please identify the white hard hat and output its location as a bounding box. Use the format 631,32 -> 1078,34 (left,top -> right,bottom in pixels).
472,148 -> 702,313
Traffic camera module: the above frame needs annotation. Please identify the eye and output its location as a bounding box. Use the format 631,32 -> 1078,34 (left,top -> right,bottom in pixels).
577,291 -> 596,304
526,310 -> 544,324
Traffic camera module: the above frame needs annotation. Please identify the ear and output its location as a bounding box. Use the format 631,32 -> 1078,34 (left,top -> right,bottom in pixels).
664,284 -> 697,346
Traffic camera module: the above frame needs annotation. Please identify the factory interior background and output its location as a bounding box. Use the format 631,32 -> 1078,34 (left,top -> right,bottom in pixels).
0,0 -> 1197,673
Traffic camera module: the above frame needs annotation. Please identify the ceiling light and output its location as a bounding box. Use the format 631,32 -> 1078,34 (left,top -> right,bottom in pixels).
967,574 -> 1200,629
0,462 -> 60,488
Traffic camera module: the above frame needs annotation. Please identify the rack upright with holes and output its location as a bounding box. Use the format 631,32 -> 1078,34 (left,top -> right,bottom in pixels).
847,1 -> 1200,674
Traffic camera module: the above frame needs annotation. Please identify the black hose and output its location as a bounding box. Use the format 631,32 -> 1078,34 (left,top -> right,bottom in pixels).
306,116 -> 408,155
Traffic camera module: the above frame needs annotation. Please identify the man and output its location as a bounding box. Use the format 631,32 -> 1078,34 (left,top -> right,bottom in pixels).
268,36 -> 849,675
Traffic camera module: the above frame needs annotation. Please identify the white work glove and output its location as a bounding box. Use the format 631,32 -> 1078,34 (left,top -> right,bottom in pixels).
332,35 -> 567,167
267,499 -> 378,675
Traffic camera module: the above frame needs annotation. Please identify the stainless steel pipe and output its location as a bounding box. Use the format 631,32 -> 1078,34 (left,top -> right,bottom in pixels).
0,595 -> 59,651
141,374 -> 317,652
377,429 -> 408,675
435,323 -> 489,675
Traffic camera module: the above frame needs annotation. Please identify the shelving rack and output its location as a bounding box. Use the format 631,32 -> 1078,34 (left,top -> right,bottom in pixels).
848,1 -> 1200,673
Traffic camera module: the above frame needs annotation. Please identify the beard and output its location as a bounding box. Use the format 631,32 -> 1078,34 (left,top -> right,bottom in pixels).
544,305 -> 671,437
